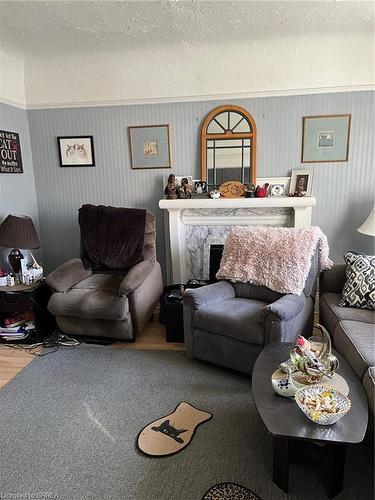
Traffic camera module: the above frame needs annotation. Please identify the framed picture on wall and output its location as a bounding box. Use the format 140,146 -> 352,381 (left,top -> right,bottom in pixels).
128,124 -> 171,169
290,169 -> 314,197
301,114 -> 351,163
57,136 -> 95,167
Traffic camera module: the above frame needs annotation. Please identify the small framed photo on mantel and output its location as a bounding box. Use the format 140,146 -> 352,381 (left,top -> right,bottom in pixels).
128,124 -> 171,169
301,114 -> 351,163
290,169 -> 315,197
256,177 -> 291,197
193,180 -> 208,194
57,136 -> 95,167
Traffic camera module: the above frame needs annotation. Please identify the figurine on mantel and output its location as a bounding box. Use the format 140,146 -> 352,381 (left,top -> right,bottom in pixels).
209,190 -> 220,199
177,177 -> 192,199
255,183 -> 269,197
164,174 -> 178,199
245,183 -> 256,198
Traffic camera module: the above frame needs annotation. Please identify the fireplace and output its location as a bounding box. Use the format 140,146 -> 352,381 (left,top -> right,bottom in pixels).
159,196 -> 316,284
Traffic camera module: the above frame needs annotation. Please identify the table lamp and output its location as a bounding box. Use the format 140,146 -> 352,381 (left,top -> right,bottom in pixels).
0,214 -> 40,274
358,205 -> 375,237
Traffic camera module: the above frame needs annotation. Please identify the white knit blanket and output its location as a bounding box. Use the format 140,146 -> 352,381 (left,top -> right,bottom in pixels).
216,226 -> 333,295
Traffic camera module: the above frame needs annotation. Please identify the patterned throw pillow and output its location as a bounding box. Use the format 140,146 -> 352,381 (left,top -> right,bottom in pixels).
339,252 -> 375,310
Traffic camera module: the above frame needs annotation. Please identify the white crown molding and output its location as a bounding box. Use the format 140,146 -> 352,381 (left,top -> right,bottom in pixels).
25,85 -> 375,110
0,96 -> 26,110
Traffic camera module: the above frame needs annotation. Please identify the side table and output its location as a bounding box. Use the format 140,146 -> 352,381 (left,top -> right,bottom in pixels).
160,285 -> 185,342
0,280 -> 56,341
160,282 -> 209,343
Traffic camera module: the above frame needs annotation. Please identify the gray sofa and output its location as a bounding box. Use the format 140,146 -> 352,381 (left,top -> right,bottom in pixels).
47,211 -> 163,340
320,264 -> 375,415
183,252 -> 318,375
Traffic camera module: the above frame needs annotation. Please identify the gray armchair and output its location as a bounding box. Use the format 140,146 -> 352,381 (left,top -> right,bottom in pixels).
183,252 -> 318,374
47,209 -> 163,340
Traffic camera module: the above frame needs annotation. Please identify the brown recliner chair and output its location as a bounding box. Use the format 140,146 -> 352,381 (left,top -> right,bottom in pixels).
46,206 -> 163,340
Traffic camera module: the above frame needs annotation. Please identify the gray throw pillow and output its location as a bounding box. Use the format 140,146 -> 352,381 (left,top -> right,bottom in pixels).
339,252 -> 375,310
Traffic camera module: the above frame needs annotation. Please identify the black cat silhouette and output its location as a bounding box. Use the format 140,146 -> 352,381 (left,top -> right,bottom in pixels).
151,419 -> 188,443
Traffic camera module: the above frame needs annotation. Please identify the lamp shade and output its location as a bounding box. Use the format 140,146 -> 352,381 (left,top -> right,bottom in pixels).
358,205 -> 375,237
0,214 -> 40,249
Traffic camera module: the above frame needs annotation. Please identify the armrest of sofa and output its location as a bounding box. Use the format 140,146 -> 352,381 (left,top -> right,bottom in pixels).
259,294 -> 306,322
46,258 -> 93,292
183,281 -> 235,311
119,260 -> 154,295
319,264 -> 346,295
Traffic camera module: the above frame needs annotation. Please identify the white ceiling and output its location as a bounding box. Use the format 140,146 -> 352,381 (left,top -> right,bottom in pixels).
0,1 -> 374,57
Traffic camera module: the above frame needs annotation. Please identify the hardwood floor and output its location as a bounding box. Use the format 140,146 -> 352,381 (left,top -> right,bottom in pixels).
113,316 -> 184,351
0,346 -> 35,389
0,318 -> 183,389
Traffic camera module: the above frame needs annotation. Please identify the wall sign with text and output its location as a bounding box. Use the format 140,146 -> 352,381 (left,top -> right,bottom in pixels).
0,130 -> 23,173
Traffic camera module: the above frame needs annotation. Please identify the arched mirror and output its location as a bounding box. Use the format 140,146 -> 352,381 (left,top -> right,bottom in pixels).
201,105 -> 256,187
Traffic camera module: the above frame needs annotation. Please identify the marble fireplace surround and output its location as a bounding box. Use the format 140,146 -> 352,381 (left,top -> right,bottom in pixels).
159,197 -> 316,284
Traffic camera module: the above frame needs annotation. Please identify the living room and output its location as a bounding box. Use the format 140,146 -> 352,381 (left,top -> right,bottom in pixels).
0,1 -> 374,499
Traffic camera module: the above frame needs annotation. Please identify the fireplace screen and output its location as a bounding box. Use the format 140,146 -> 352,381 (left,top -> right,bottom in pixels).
209,244 -> 224,282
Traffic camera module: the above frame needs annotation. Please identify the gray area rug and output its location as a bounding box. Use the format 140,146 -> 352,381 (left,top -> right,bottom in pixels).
0,345 -> 373,500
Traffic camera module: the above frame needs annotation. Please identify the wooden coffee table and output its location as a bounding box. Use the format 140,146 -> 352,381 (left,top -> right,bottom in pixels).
252,342 -> 368,498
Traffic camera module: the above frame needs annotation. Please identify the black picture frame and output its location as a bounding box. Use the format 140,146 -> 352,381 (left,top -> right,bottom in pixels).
193,180 -> 208,194
57,136 -> 95,167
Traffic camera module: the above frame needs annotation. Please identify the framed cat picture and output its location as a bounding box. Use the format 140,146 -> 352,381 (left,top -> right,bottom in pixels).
57,136 -> 95,167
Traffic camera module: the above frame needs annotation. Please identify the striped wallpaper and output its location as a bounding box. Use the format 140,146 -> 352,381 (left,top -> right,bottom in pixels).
0,103 -> 40,268
18,90 -> 375,278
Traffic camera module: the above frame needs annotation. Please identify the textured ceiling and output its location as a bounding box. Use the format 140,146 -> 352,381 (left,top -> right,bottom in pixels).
0,1 -> 374,57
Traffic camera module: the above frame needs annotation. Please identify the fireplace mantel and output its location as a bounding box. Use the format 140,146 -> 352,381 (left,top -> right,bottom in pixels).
159,197 -> 316,210
159,197 -> 316,284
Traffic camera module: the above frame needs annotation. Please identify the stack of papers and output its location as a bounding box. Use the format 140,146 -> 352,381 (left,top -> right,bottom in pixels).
0,322 -> 34,341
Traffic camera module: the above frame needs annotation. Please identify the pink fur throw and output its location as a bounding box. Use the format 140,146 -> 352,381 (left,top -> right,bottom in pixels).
216,226 -> 333,295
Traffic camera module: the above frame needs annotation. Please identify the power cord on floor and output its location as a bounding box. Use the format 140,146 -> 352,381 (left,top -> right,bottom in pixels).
2,330 -> 80,356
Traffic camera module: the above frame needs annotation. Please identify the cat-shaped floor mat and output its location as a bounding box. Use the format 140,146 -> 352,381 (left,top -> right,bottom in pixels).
137,401 -> 212,456
202,482 -> 262,500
